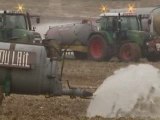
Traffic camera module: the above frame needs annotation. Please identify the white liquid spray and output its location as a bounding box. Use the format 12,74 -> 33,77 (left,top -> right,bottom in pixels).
87,64 -> 160,118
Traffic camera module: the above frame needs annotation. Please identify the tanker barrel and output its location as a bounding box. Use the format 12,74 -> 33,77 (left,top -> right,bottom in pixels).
62,88 -> 93,98
0,42 -> 92,99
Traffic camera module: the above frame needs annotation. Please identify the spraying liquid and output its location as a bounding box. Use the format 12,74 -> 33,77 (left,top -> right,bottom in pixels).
87,64 -> 160,118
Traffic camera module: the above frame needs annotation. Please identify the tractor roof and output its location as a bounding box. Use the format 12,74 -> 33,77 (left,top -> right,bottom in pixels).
0,10 -> 25,14
109,7 -> 159,15
100,12 -> 137,17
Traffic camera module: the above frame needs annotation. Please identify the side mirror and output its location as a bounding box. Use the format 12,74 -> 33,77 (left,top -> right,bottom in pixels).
32,26 -> 36,31
36,17 -> 40,24
138,15 -> 142,20
148,19 -> 151,25
96,18 -> 101,23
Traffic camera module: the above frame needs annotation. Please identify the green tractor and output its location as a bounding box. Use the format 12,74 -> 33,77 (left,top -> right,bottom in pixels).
44,12 -> 160,61
88,12 -> 160,61
0,10 -> 42,44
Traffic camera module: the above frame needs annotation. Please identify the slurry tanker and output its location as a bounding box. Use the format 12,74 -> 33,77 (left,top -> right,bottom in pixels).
0,10 -> 92,104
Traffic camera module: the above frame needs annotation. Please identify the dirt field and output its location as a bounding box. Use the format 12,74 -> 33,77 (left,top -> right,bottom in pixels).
0,59 -> 160,120
1,0 -> 160,119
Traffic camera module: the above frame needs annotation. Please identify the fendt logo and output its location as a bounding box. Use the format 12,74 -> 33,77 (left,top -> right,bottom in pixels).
0,49 -> 36,69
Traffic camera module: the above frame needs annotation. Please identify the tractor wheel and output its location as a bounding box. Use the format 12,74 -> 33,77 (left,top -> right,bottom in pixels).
74,51 -> 87,59
119,42 -> 141,62
88,34 -> 111,61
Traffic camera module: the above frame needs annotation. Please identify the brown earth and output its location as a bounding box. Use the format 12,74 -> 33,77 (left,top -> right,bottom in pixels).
0,59 -> 160,120
1,0 -> 160,120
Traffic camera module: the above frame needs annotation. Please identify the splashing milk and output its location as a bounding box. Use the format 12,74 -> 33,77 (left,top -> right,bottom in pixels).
87,64 -> 160,118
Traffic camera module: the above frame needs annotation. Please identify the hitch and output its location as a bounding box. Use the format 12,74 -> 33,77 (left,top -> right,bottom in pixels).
62,88 -> 93,99
63,80 -> 93,99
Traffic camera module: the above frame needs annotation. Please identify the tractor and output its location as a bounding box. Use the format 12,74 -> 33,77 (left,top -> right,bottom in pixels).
0,10 -> 42,44
88,12 -> 155,61
44,12 -> 160,61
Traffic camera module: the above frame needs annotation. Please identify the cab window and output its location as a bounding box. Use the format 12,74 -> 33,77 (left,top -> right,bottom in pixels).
5,14 -> 27,29
121,16 -> 139,30
99,17 -> 116,31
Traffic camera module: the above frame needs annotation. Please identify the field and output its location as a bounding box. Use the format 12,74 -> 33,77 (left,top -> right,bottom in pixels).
1,0 -> 160,119
0,59 -> 160,120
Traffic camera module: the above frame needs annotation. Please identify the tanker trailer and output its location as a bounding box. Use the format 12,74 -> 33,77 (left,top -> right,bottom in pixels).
132,6 -> 160,36
136,7 -> 160,36
0,42 -> 92,104
43,19 -> 98,59
151,7 -> 160,36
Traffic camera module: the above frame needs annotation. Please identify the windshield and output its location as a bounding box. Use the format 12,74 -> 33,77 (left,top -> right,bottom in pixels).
5,14 -> 27,29
98,16 -> 140,31
121,16 -> 139,30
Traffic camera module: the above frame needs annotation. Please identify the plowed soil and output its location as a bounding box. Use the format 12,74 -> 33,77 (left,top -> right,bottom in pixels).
0,59 -> 160,120
1,0 -> 160,119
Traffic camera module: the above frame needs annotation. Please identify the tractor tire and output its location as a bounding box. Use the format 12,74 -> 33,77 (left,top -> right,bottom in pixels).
118,42 -> 141,62
88,34 -> 111,61
74,51 -> 87,59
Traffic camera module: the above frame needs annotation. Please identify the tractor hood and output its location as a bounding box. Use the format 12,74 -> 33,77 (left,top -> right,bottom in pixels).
10,29 -> 34,43
1,28 -> 42,44
126,30 -> 153,46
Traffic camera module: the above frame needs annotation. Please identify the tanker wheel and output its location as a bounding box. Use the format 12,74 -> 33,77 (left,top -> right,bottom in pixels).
88,35 -> 111,61
118,42 -> 141,62
74,51 -> 87,59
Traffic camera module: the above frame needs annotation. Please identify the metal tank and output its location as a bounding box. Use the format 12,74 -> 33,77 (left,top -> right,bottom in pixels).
139,7 -> 160,36
45,20 -> 97,45
151,7 -> 160,36
135,7 -> 160,36
0,42 -> 92,98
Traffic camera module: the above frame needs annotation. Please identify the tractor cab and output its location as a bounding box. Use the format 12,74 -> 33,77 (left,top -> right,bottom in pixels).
0,10 -> 41,44
96,12 -> 150,46
98,12 -> 141,32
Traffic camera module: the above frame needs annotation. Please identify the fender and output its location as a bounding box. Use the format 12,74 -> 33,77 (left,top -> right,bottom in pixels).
88,31 -> 115,45
126,30 -> 151,46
